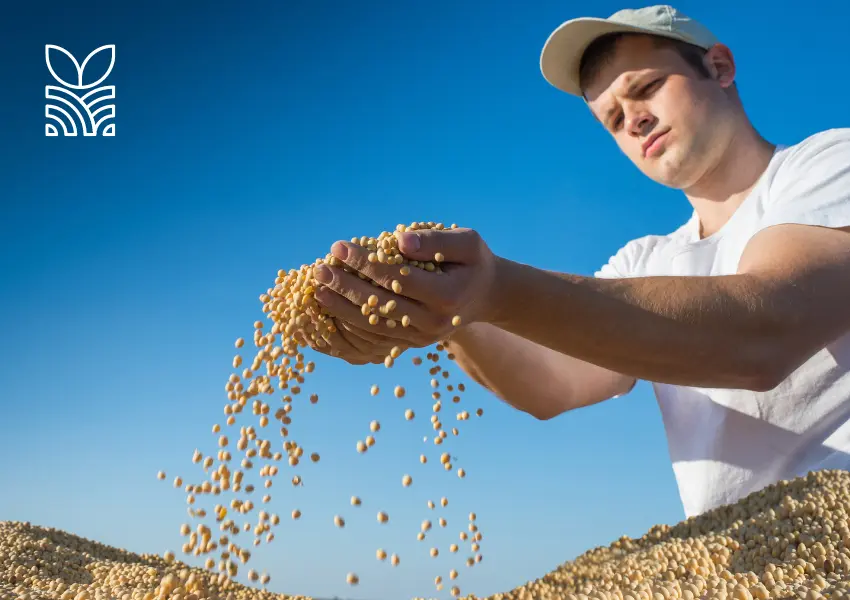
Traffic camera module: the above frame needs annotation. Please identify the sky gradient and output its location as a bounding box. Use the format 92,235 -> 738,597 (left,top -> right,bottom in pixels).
2,1 -> 849,599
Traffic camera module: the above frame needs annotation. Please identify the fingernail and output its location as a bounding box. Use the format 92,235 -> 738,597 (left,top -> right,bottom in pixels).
331,241 -> 349,260
314,264 -> 332,283
399,232 -> 420,252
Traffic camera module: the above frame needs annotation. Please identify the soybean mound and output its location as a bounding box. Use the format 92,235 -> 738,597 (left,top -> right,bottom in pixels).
495,469 -> 850,600
6,469 -> 850,600
0,520 -> 311,600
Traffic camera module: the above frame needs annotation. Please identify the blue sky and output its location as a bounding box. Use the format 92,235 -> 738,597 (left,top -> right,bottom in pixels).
1,0 -> 848,599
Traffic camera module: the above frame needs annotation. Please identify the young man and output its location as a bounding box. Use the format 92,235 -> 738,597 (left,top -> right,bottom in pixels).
306,5 -> 850,518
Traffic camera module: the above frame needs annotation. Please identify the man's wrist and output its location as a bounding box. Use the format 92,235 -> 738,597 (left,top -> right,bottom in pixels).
478,254 -> 513,327
442,322 -> 474,347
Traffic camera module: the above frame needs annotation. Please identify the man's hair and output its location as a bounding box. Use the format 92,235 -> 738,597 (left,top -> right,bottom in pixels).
578,32 -> 712,97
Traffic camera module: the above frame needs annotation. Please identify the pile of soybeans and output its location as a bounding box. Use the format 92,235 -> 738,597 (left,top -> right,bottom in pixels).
5,222 -> 850,600
7,469 -> 850,600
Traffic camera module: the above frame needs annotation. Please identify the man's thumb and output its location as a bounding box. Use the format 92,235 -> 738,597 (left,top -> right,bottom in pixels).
396,227 -> 481,264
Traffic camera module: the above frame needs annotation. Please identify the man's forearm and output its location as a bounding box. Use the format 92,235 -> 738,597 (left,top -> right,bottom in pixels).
444,322 -> 635,419
484,257 -> 791,390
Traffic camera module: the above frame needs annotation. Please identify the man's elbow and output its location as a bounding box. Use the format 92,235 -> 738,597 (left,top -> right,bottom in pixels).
529,394 -> 603,420
528,400 -> 573,421
531,408 -> 564,421
736,339 -> 801,392
742,367 -> 784,392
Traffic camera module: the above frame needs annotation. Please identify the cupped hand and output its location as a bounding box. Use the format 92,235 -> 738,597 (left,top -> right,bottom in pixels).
307,227 -> 499,359
294,315 -> 398,366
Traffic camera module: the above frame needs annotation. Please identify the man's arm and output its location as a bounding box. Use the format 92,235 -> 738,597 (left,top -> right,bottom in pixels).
484,224 -> 850,391
444,322 -> 636,420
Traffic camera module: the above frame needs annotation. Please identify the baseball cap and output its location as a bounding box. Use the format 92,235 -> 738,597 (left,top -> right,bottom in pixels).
539,5 -> 720,97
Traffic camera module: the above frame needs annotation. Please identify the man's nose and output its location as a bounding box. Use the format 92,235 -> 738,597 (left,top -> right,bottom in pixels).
626,109 -> 656,137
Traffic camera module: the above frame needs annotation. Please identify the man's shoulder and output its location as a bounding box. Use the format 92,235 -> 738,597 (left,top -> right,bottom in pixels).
764,127 -> 850,198
793,127 -> 850,148
774,127 -> 850,170
595,224 -> 690,278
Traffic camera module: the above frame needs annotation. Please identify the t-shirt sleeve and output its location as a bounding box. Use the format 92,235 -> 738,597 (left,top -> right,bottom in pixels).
593,234 -> 660,279
761,129 -> 850,231
594,242 -> 634,279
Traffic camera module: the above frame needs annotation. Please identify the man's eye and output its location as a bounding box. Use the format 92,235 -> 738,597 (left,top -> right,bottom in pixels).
642,79 -> 661,94
611,114 -> 623,129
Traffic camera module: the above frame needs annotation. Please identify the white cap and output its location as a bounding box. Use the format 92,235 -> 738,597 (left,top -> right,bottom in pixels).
539,5 -> 720,96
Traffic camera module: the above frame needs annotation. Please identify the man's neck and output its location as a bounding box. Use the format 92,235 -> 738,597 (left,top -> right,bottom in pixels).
684,125 -> 777,239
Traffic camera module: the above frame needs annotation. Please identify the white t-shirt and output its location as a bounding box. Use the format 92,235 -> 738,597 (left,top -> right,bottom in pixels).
595,127 -> 850,518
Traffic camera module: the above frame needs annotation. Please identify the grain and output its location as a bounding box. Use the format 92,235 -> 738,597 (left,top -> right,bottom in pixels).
0,520 -> 309,600
479,469 -> 850,600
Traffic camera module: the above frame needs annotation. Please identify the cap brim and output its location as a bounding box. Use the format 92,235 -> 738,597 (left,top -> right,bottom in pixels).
540,17 -> 675,96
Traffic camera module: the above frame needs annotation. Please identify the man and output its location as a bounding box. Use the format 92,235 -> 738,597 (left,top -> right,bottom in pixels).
303,5 -> 850,518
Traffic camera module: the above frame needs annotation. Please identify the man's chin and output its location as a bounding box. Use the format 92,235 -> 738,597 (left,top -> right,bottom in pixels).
646,150 -> 695,189
647,165 -> 690,190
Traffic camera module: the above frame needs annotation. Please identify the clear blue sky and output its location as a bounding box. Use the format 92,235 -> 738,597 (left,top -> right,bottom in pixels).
1,1 -> 847,599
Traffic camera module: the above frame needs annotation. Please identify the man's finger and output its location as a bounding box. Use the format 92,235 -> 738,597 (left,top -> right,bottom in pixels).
337,323 -> 402,357
395,227 -> 483,265
314,266 -> 422,317
322,243 -> 415,301
333,323 -> 387,364
313,268 -> 446,334
338,321 -> 403,346
300,325 -> 373,365
340,319 -> 430,349
333,320 -> 374,354
322,241 -> 460,313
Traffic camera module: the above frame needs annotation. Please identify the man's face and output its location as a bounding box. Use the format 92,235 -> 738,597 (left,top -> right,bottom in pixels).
583,36 -> 735,189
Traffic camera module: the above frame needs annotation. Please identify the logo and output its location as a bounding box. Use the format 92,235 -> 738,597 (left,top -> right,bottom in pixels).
45,44 -> 116,136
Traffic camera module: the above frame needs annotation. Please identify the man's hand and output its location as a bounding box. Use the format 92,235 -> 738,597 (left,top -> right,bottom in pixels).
308,227 -> 499,359
294,315 -> 394,366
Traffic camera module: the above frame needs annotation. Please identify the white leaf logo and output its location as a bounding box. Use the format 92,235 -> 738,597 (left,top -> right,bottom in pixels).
45,44 -> 115,90
45,44 -> 116,136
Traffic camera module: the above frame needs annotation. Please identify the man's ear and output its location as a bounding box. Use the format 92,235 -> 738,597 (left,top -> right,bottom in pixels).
703,43 -> 736,88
